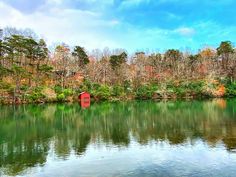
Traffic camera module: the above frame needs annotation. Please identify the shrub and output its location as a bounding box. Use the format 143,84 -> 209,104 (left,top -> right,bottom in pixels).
0,81 -> 12,90
225,81 -> 236,96
201,79 -> 224,97
54,85 -> 63,94
20,85 -> 29,92
123,80 -> 131,93
112,85 -> 124,97
42,87 -> 57,101
92,85 -> 111,100
57,93 -> 66,102
135,84 -> 157,99
54,85 -> 73,101
187,81 -> 204,96
63,88 -> 73,97
26,87 -> 45,102
175,81 -> 204,97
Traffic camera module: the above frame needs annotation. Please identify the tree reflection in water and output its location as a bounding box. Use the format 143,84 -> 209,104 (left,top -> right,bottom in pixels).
0,99 -> 236,176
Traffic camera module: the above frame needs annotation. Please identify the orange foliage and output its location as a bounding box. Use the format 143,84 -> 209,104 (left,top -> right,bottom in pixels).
200,48 -> 216,58
214,84 -> 226,97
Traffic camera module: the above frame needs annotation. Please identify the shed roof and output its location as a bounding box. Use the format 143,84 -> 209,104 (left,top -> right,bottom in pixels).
79,92 -> 90,95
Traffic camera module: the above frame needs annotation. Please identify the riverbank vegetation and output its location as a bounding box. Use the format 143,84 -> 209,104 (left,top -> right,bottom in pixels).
1,27 -> 236,104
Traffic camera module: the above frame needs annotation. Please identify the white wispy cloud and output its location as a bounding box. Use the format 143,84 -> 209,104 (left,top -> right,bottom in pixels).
0,1 -> 121,50
1,0 -> 236,52
176,27 -> 196,37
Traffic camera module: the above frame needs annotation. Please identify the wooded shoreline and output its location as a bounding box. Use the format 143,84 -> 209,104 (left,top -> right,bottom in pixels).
0,81 -> 235,105
1,27 -> 236,105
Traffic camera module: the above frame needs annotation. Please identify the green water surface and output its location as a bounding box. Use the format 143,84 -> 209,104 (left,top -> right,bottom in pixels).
0,99 -> 236,177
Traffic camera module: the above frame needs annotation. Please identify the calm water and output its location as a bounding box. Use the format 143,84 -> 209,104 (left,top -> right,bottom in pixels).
1,99 -> 236,177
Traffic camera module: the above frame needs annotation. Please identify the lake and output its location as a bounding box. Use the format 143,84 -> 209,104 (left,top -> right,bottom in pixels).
0,99 -> 236,177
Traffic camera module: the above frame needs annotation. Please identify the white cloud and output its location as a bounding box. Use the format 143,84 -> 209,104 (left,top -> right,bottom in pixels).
1,1 -> 236,53
0,1 -> 121,50
176,27 -> 196,37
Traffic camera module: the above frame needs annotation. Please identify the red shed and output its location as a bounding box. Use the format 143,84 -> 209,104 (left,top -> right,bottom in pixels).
79,92 -> 90,108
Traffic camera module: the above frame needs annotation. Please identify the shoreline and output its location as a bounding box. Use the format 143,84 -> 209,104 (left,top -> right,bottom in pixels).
0,94 -> 234,106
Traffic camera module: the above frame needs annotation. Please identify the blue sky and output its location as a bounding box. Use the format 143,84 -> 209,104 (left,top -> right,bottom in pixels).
0,0 -> 236,52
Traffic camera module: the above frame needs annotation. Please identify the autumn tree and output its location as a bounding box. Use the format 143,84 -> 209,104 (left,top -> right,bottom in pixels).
147,53 -> 162,81
200,48 -> 216,60
54,44 -> 71,89
187,54 -> 201,78
132,52 -> 148,88
99,56 -> 112,85
85,48 -> 113,85
164,49 -> 182,65
164,49 -> 183,77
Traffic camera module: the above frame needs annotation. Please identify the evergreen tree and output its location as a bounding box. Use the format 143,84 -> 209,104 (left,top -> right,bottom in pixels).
72,46 -> 89,68
217,41 -> 234,69
110,52 -> 127,70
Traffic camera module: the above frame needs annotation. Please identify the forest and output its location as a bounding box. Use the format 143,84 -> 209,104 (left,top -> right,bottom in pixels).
0,27 -> 236,104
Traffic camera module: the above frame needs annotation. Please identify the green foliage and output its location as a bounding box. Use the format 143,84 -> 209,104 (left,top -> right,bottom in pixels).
188,54 -> 200,67
173,86 -> 186,97
217,41 -> 234,56
26,87 -> 45,102
135,84 -> 157,99
0,65 -> 10,77
11,64 -> 27,75
110,52 -> 127,70
92,85 -> 111,100
20,85 -> 29,92
72,46 -> 89,68
0,81 -> 9,89
225,81 -> 236,96
148,53 -> 162,67
165,81 -> 204,98
38,64 -> 53,73
186,81 -> 204,96
54,86 -> 73,101
81,79 -> 93,92
54,85 -> 63,94
112,85 -> 124,97
123,80 -> 132,94
63,88 -> 73,97
57,93 -> 66,102
164,49 -> 183,61
37,39 -> 49,59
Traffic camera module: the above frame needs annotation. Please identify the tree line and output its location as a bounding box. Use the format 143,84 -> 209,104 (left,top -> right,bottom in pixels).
0,27 -> 236,104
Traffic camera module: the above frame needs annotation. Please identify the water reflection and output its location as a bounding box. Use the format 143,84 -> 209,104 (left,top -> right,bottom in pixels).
0,99 -> 236,176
